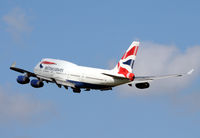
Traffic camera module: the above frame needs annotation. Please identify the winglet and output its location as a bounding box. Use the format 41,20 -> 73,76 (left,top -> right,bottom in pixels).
187,69 -> 194,75
10,62 -> 16,68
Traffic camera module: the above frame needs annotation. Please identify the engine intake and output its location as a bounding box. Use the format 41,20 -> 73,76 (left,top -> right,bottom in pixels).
135,82 -> 150,89
17,75 -> 30,84
31,79 -> 44,88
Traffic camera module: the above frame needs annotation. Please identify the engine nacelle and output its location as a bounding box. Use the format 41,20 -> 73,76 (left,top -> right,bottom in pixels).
30,79 -> 44,88
17,75 -> 30,84
135,82 -> 150,89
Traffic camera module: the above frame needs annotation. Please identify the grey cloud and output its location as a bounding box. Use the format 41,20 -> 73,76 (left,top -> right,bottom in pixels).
2,7 -> 32,42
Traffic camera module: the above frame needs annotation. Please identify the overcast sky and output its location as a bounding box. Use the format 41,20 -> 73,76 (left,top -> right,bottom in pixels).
0,0 -> 200,138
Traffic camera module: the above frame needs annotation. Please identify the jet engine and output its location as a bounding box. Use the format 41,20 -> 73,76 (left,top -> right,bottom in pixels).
30,79 -> 44,88
17,75 -> 30,84
135,82 -> 150,89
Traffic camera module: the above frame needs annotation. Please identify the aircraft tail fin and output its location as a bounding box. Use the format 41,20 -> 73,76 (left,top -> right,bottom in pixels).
112,41 -> 140,80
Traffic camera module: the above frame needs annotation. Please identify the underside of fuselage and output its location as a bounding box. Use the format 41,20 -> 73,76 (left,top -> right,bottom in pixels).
67,80 -> 113,90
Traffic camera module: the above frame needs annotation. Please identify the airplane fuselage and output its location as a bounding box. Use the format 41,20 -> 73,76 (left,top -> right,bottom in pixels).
34,58 -> 130,90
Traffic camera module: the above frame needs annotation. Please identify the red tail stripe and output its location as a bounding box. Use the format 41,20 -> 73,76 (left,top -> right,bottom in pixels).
125,46 -> 136,59
121,46 -> 138,59
118,66 -> 134,80
118,66 -> 129,77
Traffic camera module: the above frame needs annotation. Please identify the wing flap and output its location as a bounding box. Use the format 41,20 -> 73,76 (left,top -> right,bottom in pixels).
56,79 -> 75,88
51,77 -> 75,88
35,75 -> 53,82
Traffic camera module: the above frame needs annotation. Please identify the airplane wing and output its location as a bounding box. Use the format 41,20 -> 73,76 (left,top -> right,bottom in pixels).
10,62 -> 76,88
10,62 -> 37,77
133,69 -> 194,83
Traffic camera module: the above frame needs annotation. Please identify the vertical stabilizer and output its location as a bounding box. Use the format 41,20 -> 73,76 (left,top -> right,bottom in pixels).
112,41 -> 139,80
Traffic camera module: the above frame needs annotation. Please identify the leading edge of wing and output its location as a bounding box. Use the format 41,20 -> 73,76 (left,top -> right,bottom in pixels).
10,62 -> 76,88
10,62 -> 37,77
10,62 -> 53,82
133,69 -> 194,83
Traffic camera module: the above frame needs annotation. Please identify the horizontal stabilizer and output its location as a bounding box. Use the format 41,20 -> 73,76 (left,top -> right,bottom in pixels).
102,73 -> 129,80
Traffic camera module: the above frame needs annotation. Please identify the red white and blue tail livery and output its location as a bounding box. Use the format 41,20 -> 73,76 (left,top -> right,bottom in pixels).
113,41 -> 139,81
10,41 -> 194,93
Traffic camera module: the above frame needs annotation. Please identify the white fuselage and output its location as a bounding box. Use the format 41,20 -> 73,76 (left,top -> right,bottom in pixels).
34,58 -> 130,90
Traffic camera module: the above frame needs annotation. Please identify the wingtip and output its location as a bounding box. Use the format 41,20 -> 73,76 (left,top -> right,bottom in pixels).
187,69 -> 194,75
11,62 -> 16,68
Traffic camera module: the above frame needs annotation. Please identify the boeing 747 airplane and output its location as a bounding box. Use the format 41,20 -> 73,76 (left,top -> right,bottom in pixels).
10,41 -> 194,93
